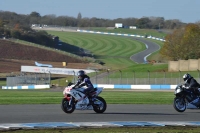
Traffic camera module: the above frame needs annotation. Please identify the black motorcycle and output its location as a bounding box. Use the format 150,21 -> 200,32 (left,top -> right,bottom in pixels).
173,84 -> 200,112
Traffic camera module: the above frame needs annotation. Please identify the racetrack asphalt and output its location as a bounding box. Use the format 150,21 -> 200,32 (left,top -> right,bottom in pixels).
130,38 -> 160,63
1,104 -> 200,123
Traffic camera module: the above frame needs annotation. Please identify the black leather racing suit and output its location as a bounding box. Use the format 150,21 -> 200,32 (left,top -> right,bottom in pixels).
184,77 -> 200,95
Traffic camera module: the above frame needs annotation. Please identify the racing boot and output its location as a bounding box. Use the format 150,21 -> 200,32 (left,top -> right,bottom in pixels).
87,97 -> 93,107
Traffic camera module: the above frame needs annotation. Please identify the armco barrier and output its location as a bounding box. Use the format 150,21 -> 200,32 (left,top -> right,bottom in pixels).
1,121 -> 200,129
2,84 -> 176,90
2,85 -> 50,89
77,29 -> 166,42
93,84 -> 176,90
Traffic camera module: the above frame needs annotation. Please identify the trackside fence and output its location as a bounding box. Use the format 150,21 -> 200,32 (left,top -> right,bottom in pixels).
4,70 -> 200,87
89,70 -> 200,85
6,73 -> 50,86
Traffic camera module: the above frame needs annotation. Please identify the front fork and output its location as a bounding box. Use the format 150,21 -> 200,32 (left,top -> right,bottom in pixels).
68,96 -> 72,105
176,95 -> 187,105
64,95 -> 72,105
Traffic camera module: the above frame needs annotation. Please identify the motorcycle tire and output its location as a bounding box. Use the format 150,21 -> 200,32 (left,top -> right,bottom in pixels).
93,96 -> 107,113
173,97 -> 186,112
61,98 -> 75,114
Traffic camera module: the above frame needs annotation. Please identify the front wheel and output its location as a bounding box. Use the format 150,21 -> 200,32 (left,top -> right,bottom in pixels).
61,98 -> 75,114
93,96 -> 107,113
173,97 -> 186,112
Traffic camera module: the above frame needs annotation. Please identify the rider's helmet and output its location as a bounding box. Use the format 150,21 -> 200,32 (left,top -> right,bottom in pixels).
77,70 -> 85,80
183,73 -> 191,81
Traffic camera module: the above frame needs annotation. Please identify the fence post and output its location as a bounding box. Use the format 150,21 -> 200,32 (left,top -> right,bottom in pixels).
126,72 -> 128,84
35,73 -> 37,85
179,70 -> 181,83
198,69 -> 200,82
73,71 -> 75,83
48,71 -> 51,86
163,70 -> 166,84
44,72 -> 46,85
107,69 -> 110,84
24,72 -> 26,85
133,71 -> 135,85
148,70 -> 150,84
171,72 -> 173,84
95,70 -> 97,84
119,70 -> 122,84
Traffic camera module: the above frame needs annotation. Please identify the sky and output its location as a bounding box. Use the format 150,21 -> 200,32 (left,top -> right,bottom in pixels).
0,0 -> 200,23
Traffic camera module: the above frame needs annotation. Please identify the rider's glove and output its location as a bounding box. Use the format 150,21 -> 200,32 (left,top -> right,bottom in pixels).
183,86 -> 189,89
77,85 -> 81,88
78,84 -> 84,88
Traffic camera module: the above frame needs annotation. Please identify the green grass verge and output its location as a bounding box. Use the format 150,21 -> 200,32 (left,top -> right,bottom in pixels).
3,126 -> 200,133
107,63 -> 168,78
122,63 -> 167,72
51,77 -> 73,86
0,81 -> 6,86
0,89 -> 174,105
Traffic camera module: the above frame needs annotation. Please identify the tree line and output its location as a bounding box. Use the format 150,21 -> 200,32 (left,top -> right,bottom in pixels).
0,11 -> 55,47
0,11 -> 189,29
160,23 -> 200,60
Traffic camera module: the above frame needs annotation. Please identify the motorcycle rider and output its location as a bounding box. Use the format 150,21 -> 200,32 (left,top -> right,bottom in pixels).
72,70 -> 94,105
183,73 -> 200,97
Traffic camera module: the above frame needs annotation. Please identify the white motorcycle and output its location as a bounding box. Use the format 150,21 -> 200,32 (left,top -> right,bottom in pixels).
61,84 -> 107,114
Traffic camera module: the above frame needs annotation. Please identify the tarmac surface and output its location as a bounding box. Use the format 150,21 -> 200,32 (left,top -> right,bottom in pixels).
130,37 -> 160,63
1,104 -> 200,123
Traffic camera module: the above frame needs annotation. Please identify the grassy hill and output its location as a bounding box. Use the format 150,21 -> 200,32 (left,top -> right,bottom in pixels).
0,40 -> 83,62
46,29 -> 168,69
46,31 -> 148,69
0,39 -> 100,73
78,27 -> 167,62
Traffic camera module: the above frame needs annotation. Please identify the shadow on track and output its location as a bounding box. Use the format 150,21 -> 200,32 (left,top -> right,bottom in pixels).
78,112 -> 183,115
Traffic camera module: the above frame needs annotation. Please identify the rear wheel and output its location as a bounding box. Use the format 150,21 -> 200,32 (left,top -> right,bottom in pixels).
173,97 -> 186,112
93,96 -> 107,113
61,98 -> 75,114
